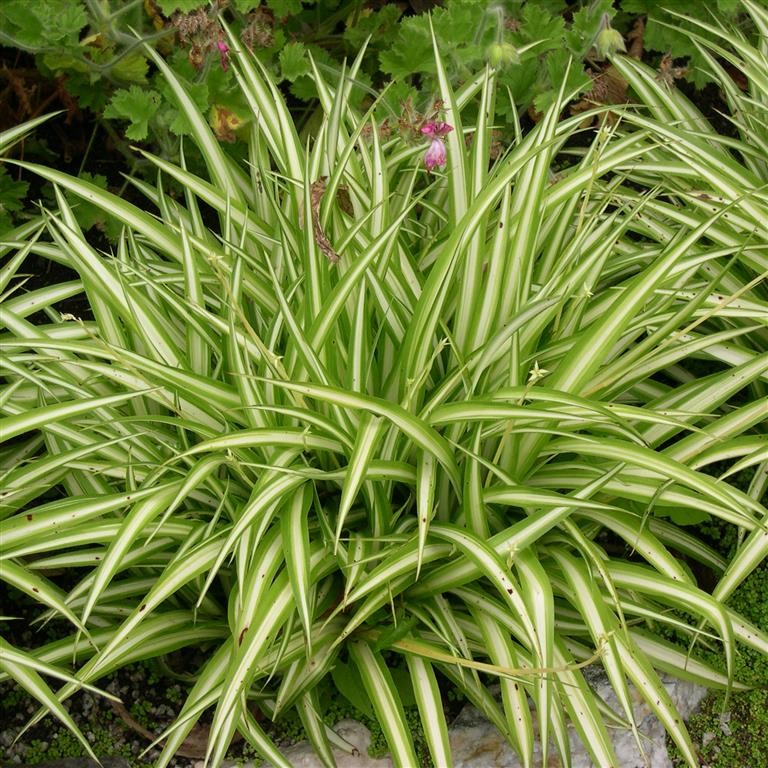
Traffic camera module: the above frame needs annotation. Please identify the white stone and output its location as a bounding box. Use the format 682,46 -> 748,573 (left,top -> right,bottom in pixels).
257,672 -> 708,768
269,720 -> 392,768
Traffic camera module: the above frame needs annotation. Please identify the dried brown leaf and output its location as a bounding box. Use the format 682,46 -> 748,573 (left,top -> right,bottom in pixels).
310,177 -> 340,265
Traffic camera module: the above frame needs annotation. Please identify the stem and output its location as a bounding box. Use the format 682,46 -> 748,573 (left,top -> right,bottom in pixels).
78,122 -> 100,177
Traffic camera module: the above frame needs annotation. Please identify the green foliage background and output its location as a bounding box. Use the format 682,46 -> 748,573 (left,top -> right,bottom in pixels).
1,0 -> 757,235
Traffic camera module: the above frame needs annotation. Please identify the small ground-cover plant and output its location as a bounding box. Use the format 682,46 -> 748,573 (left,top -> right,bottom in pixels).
2,7 -> 768,768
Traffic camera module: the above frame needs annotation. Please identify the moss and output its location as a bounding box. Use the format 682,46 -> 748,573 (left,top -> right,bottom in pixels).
0,684 -> 26,712
166,684 -> 183,705
128,697 -> 158,730
21,726 -> 134,764
672,688 -> 768,767
658,535 -> 768,673
363,706 -> 431,766
268,709 -> 305,745
667,560 -> 768,766
726,565 -> 768,686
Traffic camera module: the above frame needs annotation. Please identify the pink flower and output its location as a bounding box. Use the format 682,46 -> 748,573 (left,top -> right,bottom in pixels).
424,138 -> 447,171
421,121 -> 453,138
421,121 -> 453,171
217,40 -> 230,71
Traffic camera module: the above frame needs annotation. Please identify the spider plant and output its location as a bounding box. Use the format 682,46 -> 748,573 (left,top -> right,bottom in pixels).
605,0 -> 768,612
2,19 -> 767,768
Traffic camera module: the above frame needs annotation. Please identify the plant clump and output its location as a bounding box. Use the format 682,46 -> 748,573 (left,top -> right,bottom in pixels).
2,2 -> 768,768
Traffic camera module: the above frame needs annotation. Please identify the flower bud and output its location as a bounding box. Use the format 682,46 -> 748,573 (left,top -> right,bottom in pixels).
486,42 -> 520,68
216,40 -> 230,71
594,26 -> 625,60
